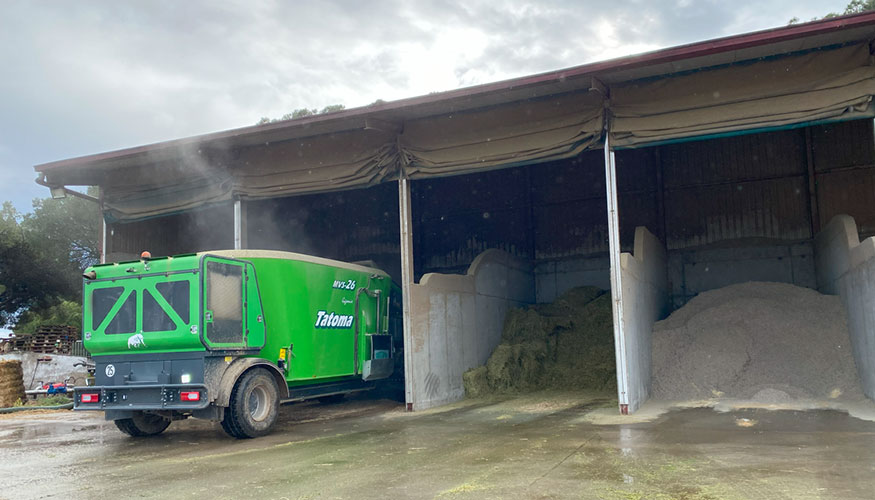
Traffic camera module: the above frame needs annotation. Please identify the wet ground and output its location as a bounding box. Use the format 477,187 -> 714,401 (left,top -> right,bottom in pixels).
1,392 -> 874,499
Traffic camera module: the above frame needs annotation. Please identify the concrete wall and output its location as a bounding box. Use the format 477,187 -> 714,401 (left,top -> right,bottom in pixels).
814,214 -> 875,400
0,353 -> 90,390
406,249 -> 534,410
617,227 -> 669,413
668,241 -> 816,308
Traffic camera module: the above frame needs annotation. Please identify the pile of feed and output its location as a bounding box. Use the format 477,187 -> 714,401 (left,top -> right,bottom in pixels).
651,281 -> 863,402
463,286 -> 616,396
0,360 -> 27,407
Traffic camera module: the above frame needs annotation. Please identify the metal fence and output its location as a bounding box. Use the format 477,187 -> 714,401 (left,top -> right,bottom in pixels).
71,340 -> 90,358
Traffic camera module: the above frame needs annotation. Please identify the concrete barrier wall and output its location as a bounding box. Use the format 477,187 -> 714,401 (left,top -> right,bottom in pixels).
406,249 -> 535,410
814,215 -> 873,294
0,353 -> 90,390
814,214 -> 875,399
618,227 -> 669,413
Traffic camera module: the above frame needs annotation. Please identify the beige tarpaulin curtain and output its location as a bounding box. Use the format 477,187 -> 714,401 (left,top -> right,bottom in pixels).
233,128 -> 398,198
103,93 -> 604,221
102,129 -> 399,221
610,43 -> 875,148
101,152 -> 235,221
398,91 -> 604,178
103,177 -> 232,222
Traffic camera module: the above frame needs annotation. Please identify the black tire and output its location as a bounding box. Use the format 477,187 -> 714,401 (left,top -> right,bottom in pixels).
115,412 -> 171,437
221,368 -> 280,439
317,393 -> 345,404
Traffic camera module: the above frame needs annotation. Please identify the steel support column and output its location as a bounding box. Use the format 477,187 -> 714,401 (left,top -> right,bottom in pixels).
398,177 -> 416,411
100,219 -> 107,264
233,199 -> 247,250
98,187 -> 106,264
604,135 -> 629,414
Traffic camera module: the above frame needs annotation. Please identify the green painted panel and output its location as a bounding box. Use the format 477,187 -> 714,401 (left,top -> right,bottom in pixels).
87,254 -> 199,278
242,256 -> 393,383
82,270 -> 202,356
244,262 -> 266,349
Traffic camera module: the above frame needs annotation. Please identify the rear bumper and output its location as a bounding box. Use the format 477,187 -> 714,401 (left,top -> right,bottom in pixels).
73,384 -> 210,411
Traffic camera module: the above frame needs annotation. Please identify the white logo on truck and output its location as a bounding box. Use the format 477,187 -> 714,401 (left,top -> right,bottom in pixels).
314,310 -> 353,329
127,333 -> 147,349
332,279 -> 356,290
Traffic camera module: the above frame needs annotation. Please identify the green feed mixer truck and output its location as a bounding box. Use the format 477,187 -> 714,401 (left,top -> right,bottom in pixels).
73,250 -> 402,438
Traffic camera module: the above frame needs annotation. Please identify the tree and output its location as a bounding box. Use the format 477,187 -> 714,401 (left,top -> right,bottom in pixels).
25,193 -> 99,271
789,0 -> 875,24
319,104 -> 346,114
13,300 -> 81,334
844,0 -> 875,14
256,104 -> 346,125
0,191 -> 99,331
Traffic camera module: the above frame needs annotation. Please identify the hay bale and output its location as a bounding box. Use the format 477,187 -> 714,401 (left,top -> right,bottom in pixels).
462,366 -> 489,398
464,286 -> 616,397
485,342 -> 549,392
0,360 -> 27,407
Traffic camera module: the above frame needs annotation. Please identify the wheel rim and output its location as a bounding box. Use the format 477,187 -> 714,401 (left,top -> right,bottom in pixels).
248,384 -> 269,422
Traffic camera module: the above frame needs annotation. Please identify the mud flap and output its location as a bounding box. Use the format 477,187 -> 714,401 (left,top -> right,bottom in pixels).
362,358 -> 393,381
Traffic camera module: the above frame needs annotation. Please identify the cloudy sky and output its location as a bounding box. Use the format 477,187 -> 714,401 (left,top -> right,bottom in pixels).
0,0 -> 846,213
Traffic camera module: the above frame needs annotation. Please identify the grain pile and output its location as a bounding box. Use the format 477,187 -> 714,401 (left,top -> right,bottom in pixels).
0,360 -> 27,407
651,281 -> 863,402
463,286 -> 616,396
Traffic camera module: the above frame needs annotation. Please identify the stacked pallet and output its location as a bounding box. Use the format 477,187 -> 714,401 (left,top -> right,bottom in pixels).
9,336 -> 31,351
4,326 -> 81,354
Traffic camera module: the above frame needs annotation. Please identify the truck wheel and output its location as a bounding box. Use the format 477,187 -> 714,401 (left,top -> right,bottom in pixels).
115,412 -> 171,437
221,368 -> 279,439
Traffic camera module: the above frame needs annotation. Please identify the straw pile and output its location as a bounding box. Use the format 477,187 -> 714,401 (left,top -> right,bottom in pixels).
463,286 -> 616,396
651,282 -> 863,402
0,360 -> 27,407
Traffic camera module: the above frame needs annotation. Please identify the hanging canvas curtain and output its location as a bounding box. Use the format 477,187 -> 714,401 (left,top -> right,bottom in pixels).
399,90 -> 604,178
101,129 -> 399,221
233,128 -> 398,198
610,43 -> 875,148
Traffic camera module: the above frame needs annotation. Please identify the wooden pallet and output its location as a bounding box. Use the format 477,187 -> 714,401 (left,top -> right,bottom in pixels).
6,326 -> 81,354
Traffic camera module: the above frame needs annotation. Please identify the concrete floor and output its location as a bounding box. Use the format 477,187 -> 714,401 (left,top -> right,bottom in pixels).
1,392 -> 874,500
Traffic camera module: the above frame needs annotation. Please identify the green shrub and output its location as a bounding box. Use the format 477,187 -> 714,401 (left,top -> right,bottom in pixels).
35,394 -> 72,406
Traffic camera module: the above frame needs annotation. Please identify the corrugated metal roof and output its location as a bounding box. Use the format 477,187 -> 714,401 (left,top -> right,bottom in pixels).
35,11 -> 875,179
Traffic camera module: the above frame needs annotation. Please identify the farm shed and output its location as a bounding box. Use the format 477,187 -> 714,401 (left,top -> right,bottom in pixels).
36,12 -> 875,413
